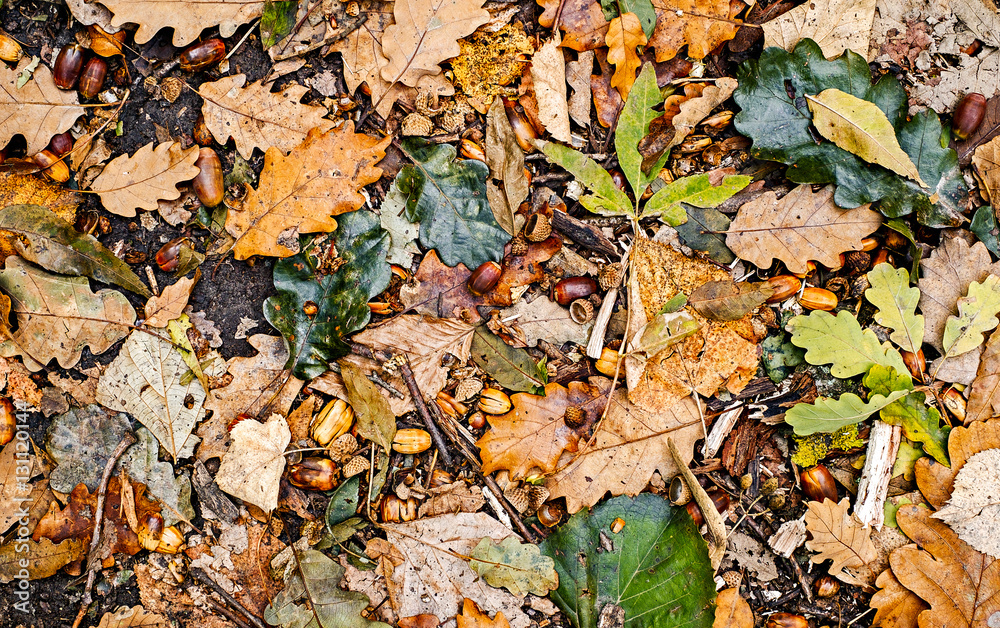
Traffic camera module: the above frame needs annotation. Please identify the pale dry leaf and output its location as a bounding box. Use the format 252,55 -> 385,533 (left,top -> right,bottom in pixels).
0,356 -> 43,408
485,98 -> 528,236
803,497 -> 879,587
870,568 -> 928,628
89,142 -> 200,218
216,414 -> 290,513
380,0 -> 490,87
606,13 -> 648,101
934,448 -> 1000,558
0,442 -> 37,534
96,605 -> 170,628
199,74 -> 336,159
545,388 -> 705,513
915,419 -> 1000,510
968,331 -> 1000,423
0,59 -> 85,155
96,330 -> 206,460
0,257 -> 134,371
726,184 -> 882,275
224,123 -> 390,259
648,0 -> 742,61
891,504 -> 1000,628
665,77 -> 738,151
418,481 -> 486,517
950,0 -> 1000,47
930,345 -> 982,386
761,0 -> 876,58
727,530 -> 780,581
102,0 -> 263,46
973,135 -> 1000,205
381,513 -> 529,628
917,234 -> 1000,351
566,50 -> 594,127
144,276 -> 196,328
496,297 -> 593,347
198,334 -> 303,462
531,37 -> 572,143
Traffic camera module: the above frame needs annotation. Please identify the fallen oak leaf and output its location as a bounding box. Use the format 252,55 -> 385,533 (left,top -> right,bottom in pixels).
606,13 -> 648,101
803,497 -> 879,587
457,599 -> 509,628
88,142 -> 200,218
0,59 -> 85,155
870,569 -> 928,628
95,606 -> 170,628
531,37 -> 572,143
469,537 -> 558,597
102,0 -> 262,46
215,414 -> 290,513
648,0 -> 742,61
689,279 -> 774,322
0,537 -> 87,583
537,0 -> 610,51
143,276 -> 196,328
760,0 -> 876,58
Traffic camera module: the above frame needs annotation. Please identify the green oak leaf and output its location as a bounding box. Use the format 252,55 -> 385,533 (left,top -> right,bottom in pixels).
471,326 -> 547,394
264,210 -> 391,380
539,141 -> 632,216
941,274 -> 1000,360
864,263 -> 924,354
787,310 -> 910,380
864,366 -> 950,465
734,39 -> 965,226
398,139 -> 508,269
642,173 -> 750,225
469,536 -> 558,597
539,493 -> 716,628
784,390 -> 910,435
616,64 -> 666,203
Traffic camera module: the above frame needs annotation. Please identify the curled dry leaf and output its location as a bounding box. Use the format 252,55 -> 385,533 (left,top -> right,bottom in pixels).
215,413 -> 290,513
486,99 -> 529,235
968,330 -> 1000,423
0,59 -> 85,155
89,142 -> 200,218
726,184 -> 882,275
199,74 -> 337,159
803,497 -> 879,587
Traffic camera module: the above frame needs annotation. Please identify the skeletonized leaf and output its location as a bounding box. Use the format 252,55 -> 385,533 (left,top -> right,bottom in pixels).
784,390 -> 909,435
89,142 -> 200,217
941,274 -> 1000,360
804,497 -> 879,587
787,309 -> 910,379
470,537 -> 558,597
216,414 -> 290,513
864,262 -> 924,354
689,279 -> 774,322
0,59 -> 85,155
806,89 -> 927,186
726,184 -> 881,274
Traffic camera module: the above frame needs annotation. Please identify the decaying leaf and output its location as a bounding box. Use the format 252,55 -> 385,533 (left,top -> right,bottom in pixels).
469,537 -> 559,597
688,280 -> 774,322
0,537 -> 86,583
45,404 -> 132,493
95,606 -> 170,628
102,0 -> 262,45
0,256 -> 135,371
761,0 -> 876,58
537,0 -> 609,51
972,136 -> 1000,204
485,99 -> 529,235
531,37 -> 572,143
803,498 -> 879,587
933,448 -> 1000,558
89,142 -> 200,218
968,330 -> 1000,423
606,13 -> 648,101
495,297 -> 594,348
225,124 -> 390,259
726,184 -> 882,275
216,414 -> 290,513
648,0 -> 742,61
199,74 -> 337,159
0,59 -> 85,155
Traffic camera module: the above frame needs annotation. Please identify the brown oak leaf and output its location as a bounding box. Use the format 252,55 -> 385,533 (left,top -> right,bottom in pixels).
199,74 -> 337,159
144,276 -> 196,328
546,385 -> 705,513
915,419 -> 1000,510
648,0 -> 743,61
966,330 -> 1000,423
224,124 -> 390,259
537,0 -> 610,51
591,49 -> 624,128
712,588 -> 754,628
457,599 -> 510,628
0,537 -> 86,584
606,13 -> 648,100
102,0 -> 263,46
96,606 -> 170,628
870,569 -> 928,628
90,142 -> 200,217
0,59 -> 85,156
478,380 -> 608,480
803,498 -> 879,587
726,184 -> 882,275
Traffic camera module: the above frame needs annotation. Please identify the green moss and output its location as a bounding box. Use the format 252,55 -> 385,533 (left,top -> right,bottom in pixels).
791,423 -> 865,467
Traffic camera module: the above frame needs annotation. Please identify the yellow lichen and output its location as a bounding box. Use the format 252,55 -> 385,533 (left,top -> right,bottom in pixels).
451,23 -> 533,106
791,424 -> 864,468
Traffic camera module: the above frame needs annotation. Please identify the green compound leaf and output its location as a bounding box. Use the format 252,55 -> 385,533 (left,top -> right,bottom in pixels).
642,173 -> 751,225
398,139 -> 508,269
471,326 -> 547,394
469,536 -> 559,597
539,493 -> 716,628
616,64 -> 666,202
539,141 -> 632,216
941,274 -> 1000,360
734,39 -> 966,227
785,390 -> 909,435
265,210 -> 391,380
864,367 -> 951,466
864,263 -> 924,354
787,310 -> 910,380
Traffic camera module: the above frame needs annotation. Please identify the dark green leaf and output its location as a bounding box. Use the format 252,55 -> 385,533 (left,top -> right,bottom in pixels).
0,204 -> 151,297
621,0 -> 656,36
264,210 -> 391,380
865,365 -> 950,465
761,333 -> 803,383
734,39 -> 965,226
398,139 -> 508,269
673,204 -> 735,264
326,475 -> 362,529
972,205 -> 1000,258
471,326 -> 547,394
260,0 -> 298,49
539,493 -> 716,628
616,64 -> 665,200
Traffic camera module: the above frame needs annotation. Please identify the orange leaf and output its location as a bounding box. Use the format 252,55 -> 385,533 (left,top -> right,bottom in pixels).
537,0 -> 610,51
712,588 -> 754,628
606,13 -> 648,101
456,598 -> 510,628
870,569 -> 928,628
914,418 -> 1000,509
649,0 -> 743,61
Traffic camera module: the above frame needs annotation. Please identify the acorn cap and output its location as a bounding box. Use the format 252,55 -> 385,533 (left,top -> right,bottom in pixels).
599,262 -> 624,291
524,213 -> 552,242
342,455 -> 371,477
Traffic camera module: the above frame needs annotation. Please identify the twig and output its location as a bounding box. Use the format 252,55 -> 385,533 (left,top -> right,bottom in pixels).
190,568 -> 267,628
399,356 -> 454,467
205,596 -> 254,628
71,432 -> 137,628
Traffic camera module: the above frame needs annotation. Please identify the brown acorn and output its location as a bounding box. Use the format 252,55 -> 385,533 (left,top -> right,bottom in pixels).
766,613 -> 808,628
78,57 -> 107,99
765,275 -> 801,303
179,38 -> 226,72
467,261 -> 502,296
953,92 -> 987,140
801,464 -> 838,503
33,150 -> 69,183
155,237 -> 186,272
53,44 -> 85,89
288,457 -> 338,491
814,574 -> 840,598
552,277 -> 598,306
901,349 -> 926,380
192,113 -> 214,146
193,147 -> 224,207
503,99 -> 537,153
799,287 -> 838,311
47,131 -> 74,157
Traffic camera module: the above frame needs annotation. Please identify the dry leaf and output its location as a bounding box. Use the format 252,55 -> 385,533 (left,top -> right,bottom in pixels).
89,142 -> 200,218
537,0 -> 610,51
0,59 -> 85,155
934,449 -> 1000,558
891,504 -> 1000,628
215,414 -> 290,513
144,276 -> 196,328
967,330 -> 1000,423
972,135 -> 1000,204
96,330 -> 206,460
689,279 -> 773,322
0,537 -> 86,583
380,513 -> 529,628
198,334 -> 303,462
591,48 -> 625,127
96,606 -> 170,628
102,0 -> 263,46
419,482 -> 486,518
0,256 -> 135,371
606,13 -> 648,101
917,234 -> 1000,352
379,0 -> 490,87
225,124 -> 390,259
566,50 -> 595,126
761,0 -> 876,58
803,498 -> 879,587
870,569 -> 928,628
664,78 -> 738,152
546,388 -> 705,513
649,0 -> 742,61
199,74 -> 337,159
0,170 -> 80,265
0,356 -> 43,408
712,588 -> 754,628
726,184 -> 882,275
478,380 -> 608,479
495,297 -> 594,348
457,599 -> 510,628
485,99 -> 529,235
531,37 -> 572,143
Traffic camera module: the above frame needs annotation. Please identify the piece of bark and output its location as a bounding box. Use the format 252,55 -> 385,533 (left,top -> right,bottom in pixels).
854,421 -> 901,529
551,210 -> 619,257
